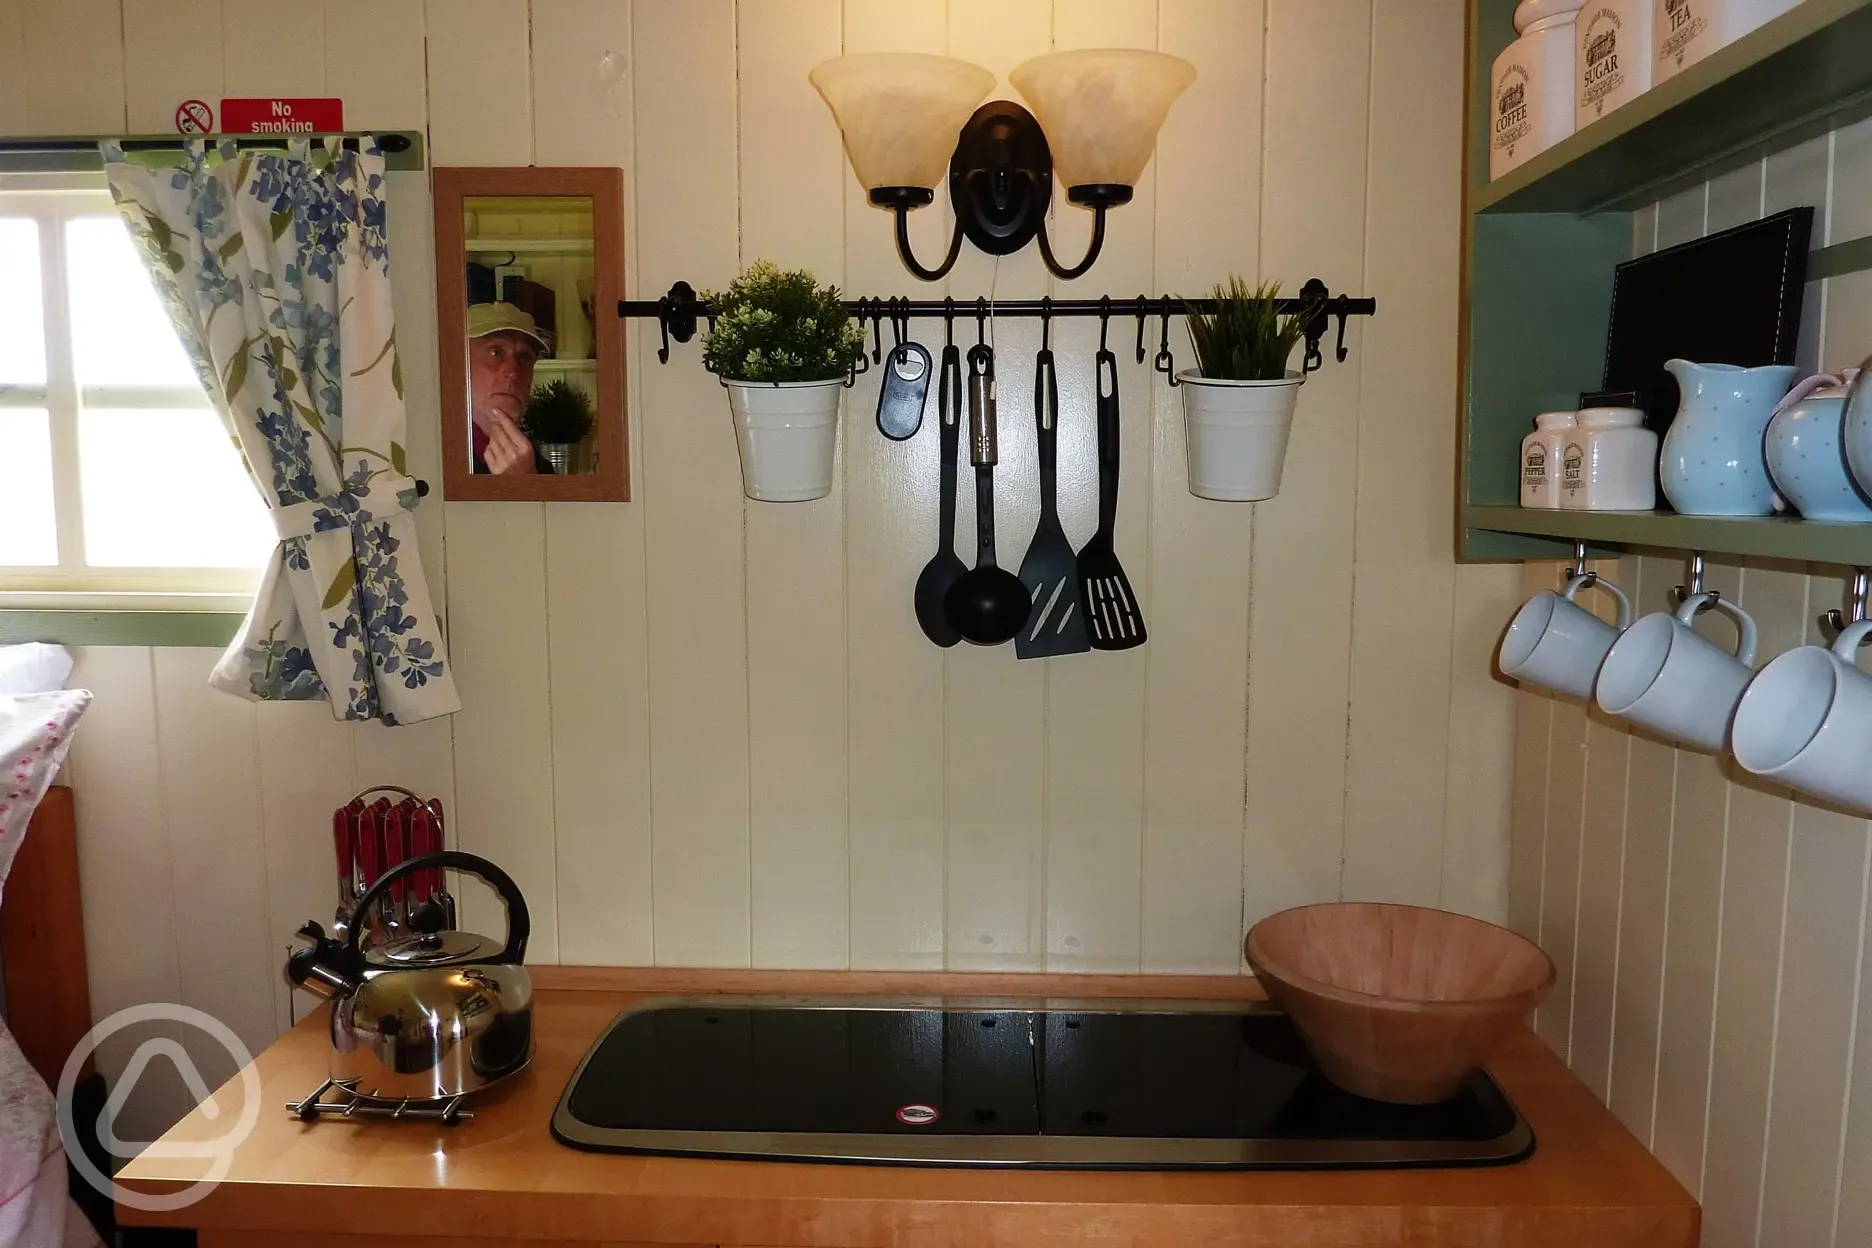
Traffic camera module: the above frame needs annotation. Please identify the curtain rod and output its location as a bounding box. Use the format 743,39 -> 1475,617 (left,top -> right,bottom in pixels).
0,130 -> 426,174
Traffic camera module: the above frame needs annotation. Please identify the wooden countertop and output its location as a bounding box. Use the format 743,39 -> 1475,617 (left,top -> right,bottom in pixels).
116,967 -> 1697,1248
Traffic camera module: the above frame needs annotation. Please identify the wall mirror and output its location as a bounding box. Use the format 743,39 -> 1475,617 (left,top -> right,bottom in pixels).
434,166 -> 628,501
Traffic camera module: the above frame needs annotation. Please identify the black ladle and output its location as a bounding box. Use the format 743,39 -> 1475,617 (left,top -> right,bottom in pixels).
944,343 -> 1031,646
912,343 -> 966,647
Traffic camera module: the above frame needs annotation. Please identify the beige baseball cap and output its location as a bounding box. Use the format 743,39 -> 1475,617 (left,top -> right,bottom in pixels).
466,301 -> 553,352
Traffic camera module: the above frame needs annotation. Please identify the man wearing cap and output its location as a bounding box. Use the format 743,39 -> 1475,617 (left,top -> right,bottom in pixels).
466,302 -> 554,475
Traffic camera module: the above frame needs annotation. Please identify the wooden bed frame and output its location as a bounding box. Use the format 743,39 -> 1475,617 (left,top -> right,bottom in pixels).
0,785 -> 94,1085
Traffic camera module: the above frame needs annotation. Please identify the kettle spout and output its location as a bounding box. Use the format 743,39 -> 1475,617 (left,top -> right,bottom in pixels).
286,921 -> 359,1000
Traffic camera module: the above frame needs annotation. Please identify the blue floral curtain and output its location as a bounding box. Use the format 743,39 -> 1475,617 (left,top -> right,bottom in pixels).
101,137 -> 458,725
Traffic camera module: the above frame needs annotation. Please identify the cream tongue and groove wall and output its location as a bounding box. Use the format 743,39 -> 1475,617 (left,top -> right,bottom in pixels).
2,0 -> 1516,1140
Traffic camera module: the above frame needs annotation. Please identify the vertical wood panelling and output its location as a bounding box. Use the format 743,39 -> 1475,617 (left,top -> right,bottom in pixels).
941,0 -> 1049,972
1241,0 -> 1370,936
1698,564 -> 1802,1248
1041,0 -> 1157,974
1571,570 -> 1636,1100
1142,0 -> 1262,973
150,649 -> 276,1079
223,0 -> 323,96
1440,563 -> 1521,923
1648,560 -> 1740,1194
0,3 -> 25,135
121,0 -> 223,132
531,0 -> 654,968
20,0 -> 124,133
633,0 -> 751,967
738,0 -> 849,969
1507,559 -> 1558,944
323,0 -> 427,131
1606,555 -> 1679,1144
1343,0 -> 1462,908
427,1 -> 558,954
840,0 -> 949,971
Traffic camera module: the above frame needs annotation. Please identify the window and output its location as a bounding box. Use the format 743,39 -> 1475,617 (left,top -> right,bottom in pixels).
0,176 -> 272,609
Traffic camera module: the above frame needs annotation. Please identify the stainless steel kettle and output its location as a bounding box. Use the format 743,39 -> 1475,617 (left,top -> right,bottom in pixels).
287,851 -> 534,1102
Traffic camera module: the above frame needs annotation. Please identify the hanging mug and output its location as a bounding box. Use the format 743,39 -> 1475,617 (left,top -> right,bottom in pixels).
1731,620 -> 1872,812
1499,571 -> 1631,699
1595,592 -> 1757,752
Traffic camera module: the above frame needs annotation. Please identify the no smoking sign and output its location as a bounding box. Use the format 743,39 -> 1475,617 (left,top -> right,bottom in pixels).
175,99 -> 214,134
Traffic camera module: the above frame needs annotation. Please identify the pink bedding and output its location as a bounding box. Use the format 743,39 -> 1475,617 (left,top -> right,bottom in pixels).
0,1020 -> 99,1248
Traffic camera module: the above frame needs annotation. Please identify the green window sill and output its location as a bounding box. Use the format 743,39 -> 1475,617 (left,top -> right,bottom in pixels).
0,610 -> 244,647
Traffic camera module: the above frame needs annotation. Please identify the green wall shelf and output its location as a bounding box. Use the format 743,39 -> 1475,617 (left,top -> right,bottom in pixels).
1461,0 -> 1872,569
1476,0 -> 1872,214
1465,505 -> 1872,565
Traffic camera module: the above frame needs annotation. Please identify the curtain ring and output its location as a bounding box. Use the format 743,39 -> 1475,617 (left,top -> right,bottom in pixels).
1098,295 -> 1112,354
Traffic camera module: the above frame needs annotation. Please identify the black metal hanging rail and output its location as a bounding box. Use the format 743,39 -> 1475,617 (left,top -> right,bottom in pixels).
620,277 -> 1376,381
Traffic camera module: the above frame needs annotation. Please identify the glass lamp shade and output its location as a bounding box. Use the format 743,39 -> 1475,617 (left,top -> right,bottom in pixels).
1009,49 -> 1196,189
809,54 -> 996,193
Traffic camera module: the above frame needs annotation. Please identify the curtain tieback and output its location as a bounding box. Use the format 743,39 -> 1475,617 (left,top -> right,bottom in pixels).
271,473 -> 423,542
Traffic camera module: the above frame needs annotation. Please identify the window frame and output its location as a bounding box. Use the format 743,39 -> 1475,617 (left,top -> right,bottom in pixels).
0,175 -> 264,614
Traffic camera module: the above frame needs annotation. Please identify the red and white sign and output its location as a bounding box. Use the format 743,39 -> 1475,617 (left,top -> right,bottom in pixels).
895,1104 -> 939,1126
174,99 -> 214,134
219,97 -> 344,135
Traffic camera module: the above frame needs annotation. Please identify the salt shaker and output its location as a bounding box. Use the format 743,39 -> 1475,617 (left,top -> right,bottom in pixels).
1521,410 -> 1577,508
1563,406 -> 1656,510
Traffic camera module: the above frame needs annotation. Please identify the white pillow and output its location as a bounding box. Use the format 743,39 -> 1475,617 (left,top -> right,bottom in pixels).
0,644 -> 73,695
0,690 -> 90,895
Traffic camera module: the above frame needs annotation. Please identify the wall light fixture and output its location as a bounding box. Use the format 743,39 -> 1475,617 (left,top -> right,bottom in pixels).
810,50 -> 1196,282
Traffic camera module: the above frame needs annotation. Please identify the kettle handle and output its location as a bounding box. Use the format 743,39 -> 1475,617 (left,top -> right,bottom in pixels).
345,850 -> 531,966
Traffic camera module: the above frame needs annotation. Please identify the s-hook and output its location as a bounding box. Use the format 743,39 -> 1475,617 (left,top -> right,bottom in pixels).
892,298 -> 912,365
943,296 -> 956,349
1819,568 -> 1872,646
1154,306 -> 1179,386
1039,296 -> 1053,352
1669,553 -> 1717,610
1098,295 -> 1113,355
1135,296 -> 1150,364
870,299 -> 886,364
975,296 -> 989,347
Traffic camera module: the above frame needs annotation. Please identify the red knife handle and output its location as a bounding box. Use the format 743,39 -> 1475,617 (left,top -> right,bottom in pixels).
390,800 -> 420,906
357,802 -> 384,891
410,806 -> 439,899
332,808 -> 353,890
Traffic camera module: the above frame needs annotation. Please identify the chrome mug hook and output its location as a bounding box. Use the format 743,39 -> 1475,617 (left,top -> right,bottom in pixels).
1669,553 -> 1717,610
1819,568 -> 1872,646
1566,541 -> 1597,589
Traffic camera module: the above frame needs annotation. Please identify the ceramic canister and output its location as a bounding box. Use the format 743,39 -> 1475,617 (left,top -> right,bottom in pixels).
1522,410 -> 1577,508
1765,371 -> 1871,522
1576,0 -> 1652,127
1655,0 -> 1798,83
1491,11 -> 1578,179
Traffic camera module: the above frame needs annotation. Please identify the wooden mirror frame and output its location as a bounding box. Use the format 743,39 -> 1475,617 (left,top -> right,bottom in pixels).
433,166 -> 629,501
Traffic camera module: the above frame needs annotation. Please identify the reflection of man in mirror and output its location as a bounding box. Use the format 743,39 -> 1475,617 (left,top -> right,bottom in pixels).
467,302 -> 554,475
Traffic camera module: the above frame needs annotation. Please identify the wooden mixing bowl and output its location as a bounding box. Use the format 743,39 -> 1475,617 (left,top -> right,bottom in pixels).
1244,902 -> 1556,1104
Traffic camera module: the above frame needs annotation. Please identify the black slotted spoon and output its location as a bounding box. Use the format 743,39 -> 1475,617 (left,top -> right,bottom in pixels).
1015,345 -> 1090,659
1077,348 -> 1147,650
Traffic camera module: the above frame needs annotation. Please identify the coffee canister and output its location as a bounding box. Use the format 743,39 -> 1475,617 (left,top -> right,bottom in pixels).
1491,11 -> 1580,179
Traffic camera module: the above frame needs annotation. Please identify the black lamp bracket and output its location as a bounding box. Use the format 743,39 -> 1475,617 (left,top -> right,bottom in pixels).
620,280 -> 1375,379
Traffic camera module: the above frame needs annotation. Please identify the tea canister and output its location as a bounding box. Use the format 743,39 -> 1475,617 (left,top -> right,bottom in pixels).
1577,0 -> 1652,127
1522,410 -> 1578,508
1491,11 -> 1579,179
1563,406 -> 1657,511
1766,371 -> 1871,522
1655,0 -> 1798,83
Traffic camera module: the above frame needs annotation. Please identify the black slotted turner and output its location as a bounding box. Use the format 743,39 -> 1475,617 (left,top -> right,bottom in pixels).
1077,348 -> 1146,650
1016,346 -> 1091,659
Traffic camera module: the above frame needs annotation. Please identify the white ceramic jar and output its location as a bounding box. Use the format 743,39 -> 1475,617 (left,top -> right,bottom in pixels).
1491,11 -> 1579,179
1576,0 -> 1652,128
1562,406 -> 1657,511
1522,410 -> 1577,508
1516,0 -> 1585,31
1654,0 -> 1796,83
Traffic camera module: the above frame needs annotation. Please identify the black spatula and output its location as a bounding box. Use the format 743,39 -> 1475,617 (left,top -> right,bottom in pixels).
1077,348 -> 1147,650
1016,347 -> 1090,659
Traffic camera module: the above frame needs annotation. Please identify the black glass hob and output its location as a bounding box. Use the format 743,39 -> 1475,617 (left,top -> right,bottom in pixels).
550,996 -> 1533,1170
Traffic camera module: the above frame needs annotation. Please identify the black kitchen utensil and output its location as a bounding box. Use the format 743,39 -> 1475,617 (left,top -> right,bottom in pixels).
945,343 -> 1031,646
913,343 -> 968,648
1078,348 -> 1146,650
876,341 -> 932,441
1015,345 -> 1090,659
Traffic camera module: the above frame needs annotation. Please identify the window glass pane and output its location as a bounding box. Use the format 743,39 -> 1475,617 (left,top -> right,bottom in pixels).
66,216 -> 201,388
79,408 -> 271,567
0,219 -> 46,385
0,408 -> 57,565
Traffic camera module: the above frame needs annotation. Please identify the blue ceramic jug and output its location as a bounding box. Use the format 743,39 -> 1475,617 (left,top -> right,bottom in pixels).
1660,360 -> 1800,516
